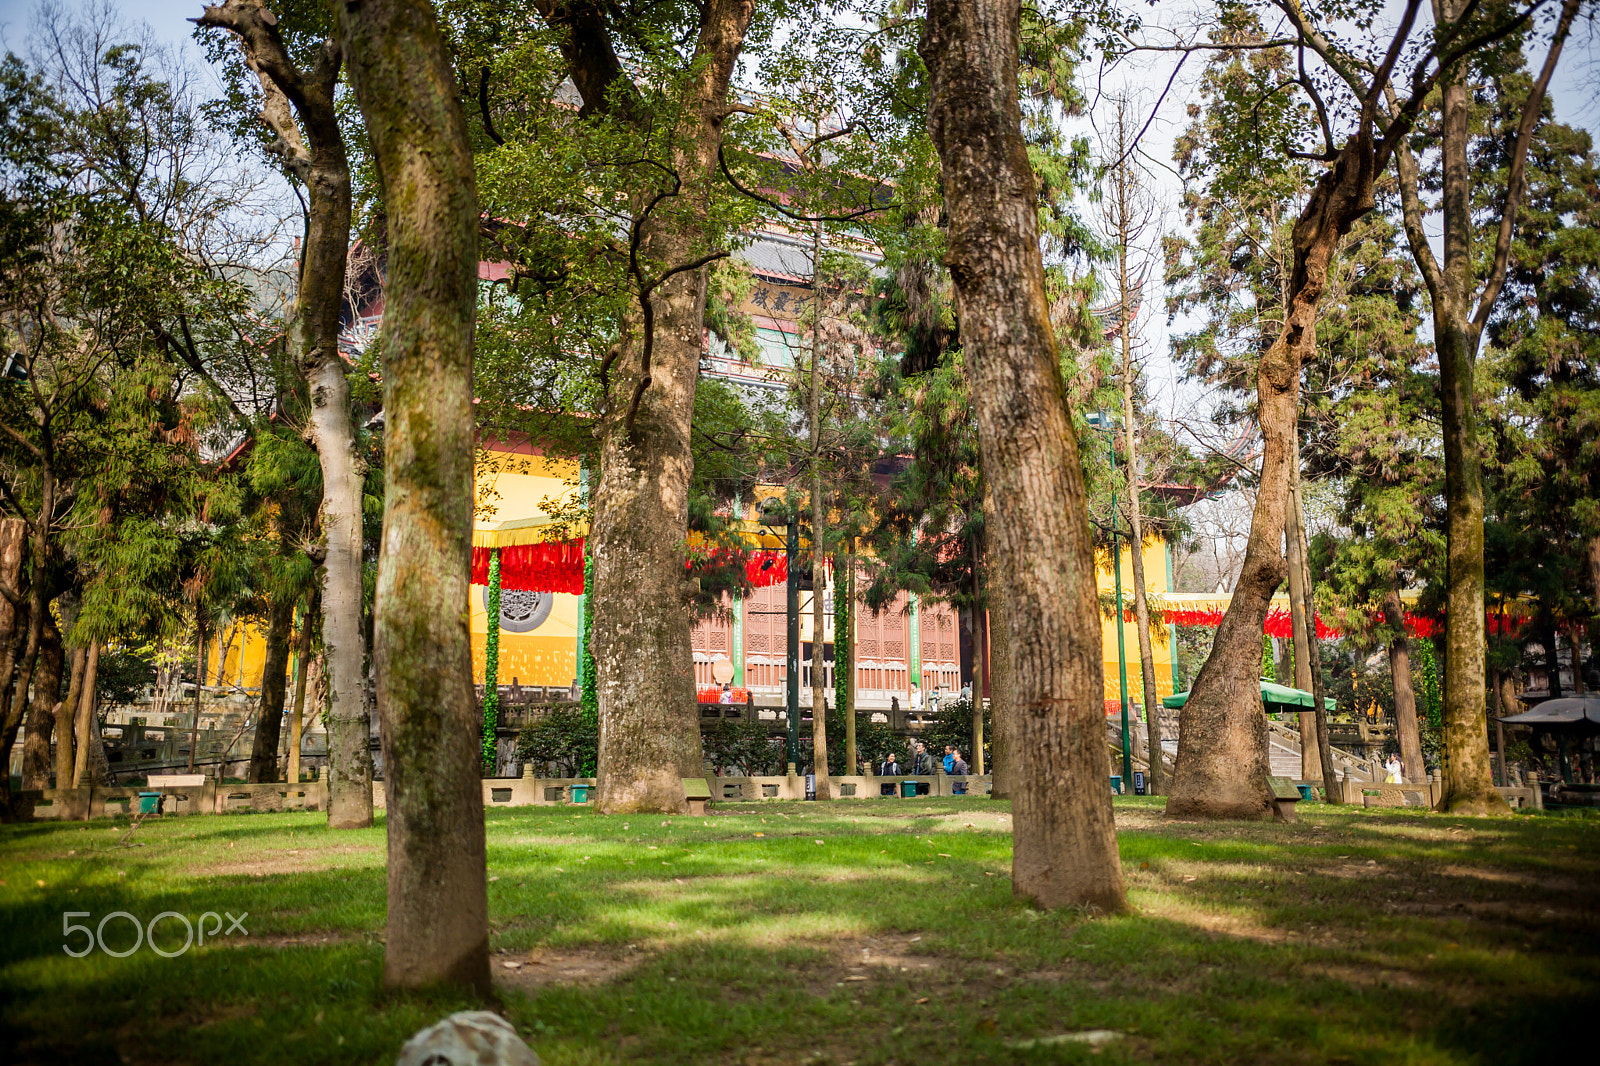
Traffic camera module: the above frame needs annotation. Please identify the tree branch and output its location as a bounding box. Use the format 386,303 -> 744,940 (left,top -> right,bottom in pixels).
1472,0 -> 1581,333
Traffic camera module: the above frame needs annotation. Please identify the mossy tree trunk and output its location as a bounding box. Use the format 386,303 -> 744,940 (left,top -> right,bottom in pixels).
1390,0 -> 1579,814
920,0 -> 1124,912
339,0 -> 488,994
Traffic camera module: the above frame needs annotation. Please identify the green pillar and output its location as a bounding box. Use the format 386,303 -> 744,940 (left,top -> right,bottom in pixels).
483,546 -> 502,771
786,519 -> 800,774
1112,515 -> 1133,789
1165,539 -> 1182,694
733,594 -> 745,686
582,464 -> 595,681
908,592 -> 922,688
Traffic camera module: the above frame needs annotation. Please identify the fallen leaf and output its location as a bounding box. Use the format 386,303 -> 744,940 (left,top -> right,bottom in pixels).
488,876 -> 500,882
938,853 -> 952,857
914,997 -> 929,1005
815,839 -> 825,845
1182,875 -> 1197,883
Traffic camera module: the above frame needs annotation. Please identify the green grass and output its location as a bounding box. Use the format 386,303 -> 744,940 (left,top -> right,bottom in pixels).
2,797 -> 1596,1065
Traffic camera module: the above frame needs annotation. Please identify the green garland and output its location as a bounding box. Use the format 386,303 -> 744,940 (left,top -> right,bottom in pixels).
1415,637 -> 1443,731
579,546 -> 599,777
482,548 -> 501,772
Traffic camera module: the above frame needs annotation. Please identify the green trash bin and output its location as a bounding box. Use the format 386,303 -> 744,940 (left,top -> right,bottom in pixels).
138,791 -> 161,814
571,785 -> 590,804
1297,784 -> 1314,802
1109,775 -> 1122,795
900,780 -> 918,799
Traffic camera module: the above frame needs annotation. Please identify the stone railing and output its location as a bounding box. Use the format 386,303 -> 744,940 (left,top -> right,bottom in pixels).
11,771 -> 996,821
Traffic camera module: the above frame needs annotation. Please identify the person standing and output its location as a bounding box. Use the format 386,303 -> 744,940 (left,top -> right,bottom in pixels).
913,741 -> 934,776
878,752 -> 900,776
951,748 -> 969,776
719,683 -> 734,705
1384,753 -> 1403,784
909,683 -> 924,715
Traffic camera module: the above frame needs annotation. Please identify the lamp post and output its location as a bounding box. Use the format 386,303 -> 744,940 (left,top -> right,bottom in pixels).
761,499 -> 801,775
1092,412 -> 1134,789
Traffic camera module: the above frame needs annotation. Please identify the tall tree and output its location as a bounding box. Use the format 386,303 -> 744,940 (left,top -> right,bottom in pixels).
1100,98 -> 1166,794
196,0 -> 373,826
920,0 -> 1124,911
1158,0 -> 1508,819
1386,0 -> 1581,813
338,0 -> 488,992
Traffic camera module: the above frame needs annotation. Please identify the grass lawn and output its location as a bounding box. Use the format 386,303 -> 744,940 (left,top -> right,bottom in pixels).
2,796 -> 1596,1065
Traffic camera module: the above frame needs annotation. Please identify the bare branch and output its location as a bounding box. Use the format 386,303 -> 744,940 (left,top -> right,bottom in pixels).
1473,0 -> 1582,331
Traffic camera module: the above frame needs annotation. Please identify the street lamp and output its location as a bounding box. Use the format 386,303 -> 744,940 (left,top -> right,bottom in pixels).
760,499 -> 801,775
1089,411 -> 1134,791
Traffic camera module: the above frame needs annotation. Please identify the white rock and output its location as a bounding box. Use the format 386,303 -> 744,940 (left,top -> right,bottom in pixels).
396,1011 -> 541,1066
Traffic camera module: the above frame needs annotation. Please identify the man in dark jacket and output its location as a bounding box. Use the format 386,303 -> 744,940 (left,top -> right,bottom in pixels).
912,741 -> 934,776
951,748 -> 969,776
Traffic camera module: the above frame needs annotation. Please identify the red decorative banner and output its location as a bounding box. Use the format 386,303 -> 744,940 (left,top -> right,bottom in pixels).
1163,605 -> 1529,641
471,539 -> 789,594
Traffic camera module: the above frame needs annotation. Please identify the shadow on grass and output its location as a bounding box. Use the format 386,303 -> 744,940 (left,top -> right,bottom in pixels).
2,799 -> 1596,1065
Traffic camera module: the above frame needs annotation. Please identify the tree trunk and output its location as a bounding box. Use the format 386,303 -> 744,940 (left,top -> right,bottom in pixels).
1284,444 -> 1322,779
22,615 -> 61,789
1389,0 -> 1579,814
197,2 -> 373,824
340,0 -> 488,994
1121,375 -> 1162,796
0,475 -> 50,818
187,622 -> 206,773
0,517 -> 22,729
967,529 -> 987,776
71,642 -> 100,789
921,0 -> 1124,912
585,1 -> 753,815
1164,105 -> 1386,820
1385,588 -> 1424,784
287,593 -> 315,785
249,595 -> 295,782
987,564 -> 1014,799
57,643 -> 86,788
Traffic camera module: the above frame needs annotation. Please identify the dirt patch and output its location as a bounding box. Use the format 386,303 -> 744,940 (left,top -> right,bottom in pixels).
185,844 -> 380,878
219,931 -> 358,950
493,947 -> 639,990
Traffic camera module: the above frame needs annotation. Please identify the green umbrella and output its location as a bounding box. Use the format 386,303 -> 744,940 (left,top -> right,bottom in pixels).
1162,680 -> 1336,712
